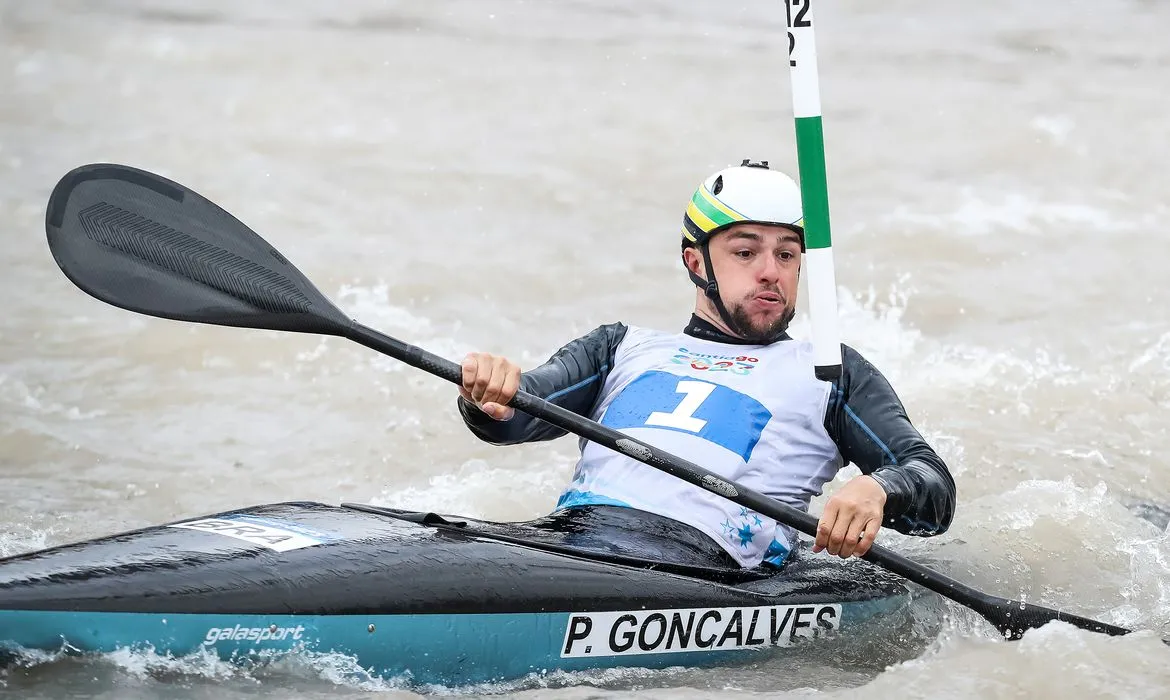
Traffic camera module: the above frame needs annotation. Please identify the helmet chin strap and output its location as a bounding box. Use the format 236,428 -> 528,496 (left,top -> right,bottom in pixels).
686,241 -> 745,339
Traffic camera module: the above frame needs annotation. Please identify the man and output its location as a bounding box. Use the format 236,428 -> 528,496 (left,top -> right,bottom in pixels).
458,160 -> 955,569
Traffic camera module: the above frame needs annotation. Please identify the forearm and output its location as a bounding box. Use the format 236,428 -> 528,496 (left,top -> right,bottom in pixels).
459,322 -> 628,445
869,456 -> 955,535
827,345 -> 957,535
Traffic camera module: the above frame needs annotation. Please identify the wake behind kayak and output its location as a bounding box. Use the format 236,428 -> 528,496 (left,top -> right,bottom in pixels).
0,503 -> 914,685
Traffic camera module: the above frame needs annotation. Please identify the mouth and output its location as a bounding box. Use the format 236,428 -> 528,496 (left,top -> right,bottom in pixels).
753,292 -> 783,305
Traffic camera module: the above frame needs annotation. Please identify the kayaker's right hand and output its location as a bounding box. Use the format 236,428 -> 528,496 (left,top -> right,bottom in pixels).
460,352 -> 520,421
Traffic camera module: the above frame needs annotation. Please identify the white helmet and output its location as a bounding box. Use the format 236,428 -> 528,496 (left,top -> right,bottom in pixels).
680,160 -> 805,344
682,159 -> 804,248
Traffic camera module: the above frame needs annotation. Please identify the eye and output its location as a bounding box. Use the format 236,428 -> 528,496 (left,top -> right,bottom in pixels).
734,249 -> 754,259
779,250 -> 796,261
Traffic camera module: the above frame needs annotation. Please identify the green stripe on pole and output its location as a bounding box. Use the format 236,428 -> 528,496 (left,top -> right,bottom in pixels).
793,115 -> 831,250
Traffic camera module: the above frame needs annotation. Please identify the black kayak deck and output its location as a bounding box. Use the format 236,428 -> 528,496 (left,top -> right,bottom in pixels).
0,502 -> 910,615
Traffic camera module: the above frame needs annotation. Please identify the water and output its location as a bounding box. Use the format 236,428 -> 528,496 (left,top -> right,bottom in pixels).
2,0 -> 1170,697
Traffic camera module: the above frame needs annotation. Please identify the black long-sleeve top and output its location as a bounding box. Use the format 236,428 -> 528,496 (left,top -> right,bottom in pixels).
459,316 -> 956,537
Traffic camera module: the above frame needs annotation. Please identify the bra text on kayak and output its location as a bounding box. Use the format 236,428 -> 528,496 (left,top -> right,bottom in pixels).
168,516 -> 326,552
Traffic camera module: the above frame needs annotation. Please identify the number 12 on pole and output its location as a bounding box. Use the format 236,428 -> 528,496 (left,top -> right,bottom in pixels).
785,0 -> 842,381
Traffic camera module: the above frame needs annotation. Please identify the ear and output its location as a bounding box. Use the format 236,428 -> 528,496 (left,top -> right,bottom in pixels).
681,246 -> 705,278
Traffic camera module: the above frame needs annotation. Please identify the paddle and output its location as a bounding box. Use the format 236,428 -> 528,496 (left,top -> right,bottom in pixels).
45,162 -> 1141,642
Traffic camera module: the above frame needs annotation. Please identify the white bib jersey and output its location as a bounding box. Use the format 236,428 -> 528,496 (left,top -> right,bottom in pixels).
459,319 -> 955,569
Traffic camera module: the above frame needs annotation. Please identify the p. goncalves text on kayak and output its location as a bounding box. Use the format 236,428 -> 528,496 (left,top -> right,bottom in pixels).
561,603 -> 840,658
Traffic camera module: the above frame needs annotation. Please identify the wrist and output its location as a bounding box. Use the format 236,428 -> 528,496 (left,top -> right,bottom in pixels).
865,471 -> 902,515
860,474 -> 888,500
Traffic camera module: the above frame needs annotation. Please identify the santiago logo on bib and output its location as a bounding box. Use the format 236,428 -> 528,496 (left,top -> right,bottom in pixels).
600,371 -> 771,462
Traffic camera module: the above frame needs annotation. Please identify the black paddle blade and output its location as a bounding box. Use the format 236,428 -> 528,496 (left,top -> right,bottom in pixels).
987,599 -> 1133,640
45,163 -> 350,335
862,541 -> 1144,642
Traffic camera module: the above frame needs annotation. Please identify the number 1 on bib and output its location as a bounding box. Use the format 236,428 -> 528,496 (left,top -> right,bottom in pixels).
645,380 -> 715,432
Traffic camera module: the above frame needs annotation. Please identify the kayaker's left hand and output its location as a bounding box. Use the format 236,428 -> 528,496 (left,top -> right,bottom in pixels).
813,475 -> 887,559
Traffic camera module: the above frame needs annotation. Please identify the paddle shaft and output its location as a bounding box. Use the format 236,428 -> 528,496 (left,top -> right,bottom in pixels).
344,322 -> 1131,640
344,322 -> 824,538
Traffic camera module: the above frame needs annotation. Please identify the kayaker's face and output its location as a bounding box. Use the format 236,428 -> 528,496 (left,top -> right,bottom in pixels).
686,223 -> 801,342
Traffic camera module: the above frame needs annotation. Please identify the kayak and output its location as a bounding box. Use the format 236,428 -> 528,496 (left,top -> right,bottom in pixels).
0,502 -> 913,685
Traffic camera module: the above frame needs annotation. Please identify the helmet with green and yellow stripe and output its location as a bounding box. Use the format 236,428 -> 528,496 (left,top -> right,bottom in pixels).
680,160 -> 806,343
682,159 -> 805,249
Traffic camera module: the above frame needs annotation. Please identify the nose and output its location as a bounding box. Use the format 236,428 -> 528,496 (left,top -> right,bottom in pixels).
756,253 -> 782,283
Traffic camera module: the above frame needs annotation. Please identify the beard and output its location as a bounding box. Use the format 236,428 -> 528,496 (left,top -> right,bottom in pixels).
725,294 -> 796,344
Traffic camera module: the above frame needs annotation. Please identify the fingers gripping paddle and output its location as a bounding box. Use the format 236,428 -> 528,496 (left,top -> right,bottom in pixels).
45,163 -> 1146,643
